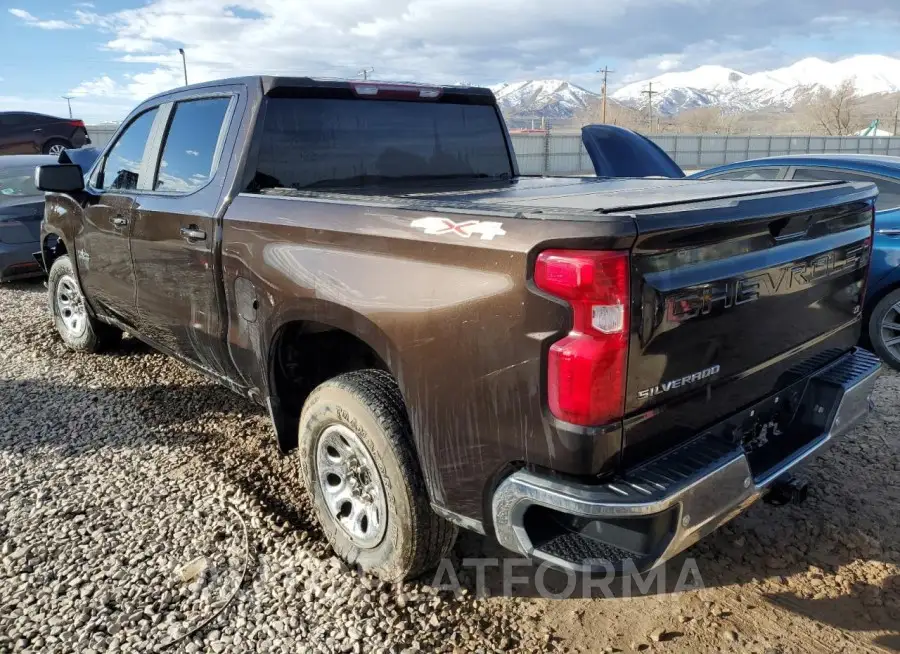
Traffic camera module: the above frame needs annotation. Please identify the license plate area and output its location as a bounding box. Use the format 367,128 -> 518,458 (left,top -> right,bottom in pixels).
724,375 -> 840,479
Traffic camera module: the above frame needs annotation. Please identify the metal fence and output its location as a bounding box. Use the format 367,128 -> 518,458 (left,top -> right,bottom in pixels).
87,124 -> 900,175
510,133 -> 900,175
86,125 -> 117,149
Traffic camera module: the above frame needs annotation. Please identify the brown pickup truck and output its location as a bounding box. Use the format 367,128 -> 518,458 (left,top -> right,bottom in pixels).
35,76 -> 881,581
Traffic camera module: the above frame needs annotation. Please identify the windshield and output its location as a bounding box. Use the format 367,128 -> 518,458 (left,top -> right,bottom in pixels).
251,97 -> 512,191
0,166 -> 40,198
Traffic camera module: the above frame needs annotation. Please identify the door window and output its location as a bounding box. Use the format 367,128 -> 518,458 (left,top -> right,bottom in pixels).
0,114 -> 27,127
791,167 -> 900,210
97,108 -> 158,191
704,167 -> 783,181
154,98 -> 230,193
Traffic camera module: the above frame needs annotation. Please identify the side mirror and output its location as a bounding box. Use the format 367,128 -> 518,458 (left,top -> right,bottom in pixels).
35,164 -> 85,193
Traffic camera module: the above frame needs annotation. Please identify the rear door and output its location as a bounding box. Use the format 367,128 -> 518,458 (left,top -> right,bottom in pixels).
78,107 -> 160,326
128,92 -> 237,376
620,182 -> 876,465
0,114 -> 35,154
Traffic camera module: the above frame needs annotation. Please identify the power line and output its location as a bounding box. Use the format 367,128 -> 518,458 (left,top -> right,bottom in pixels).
597,66 -> 614,124
642,82 -> 657,133
358,67 -> 374,81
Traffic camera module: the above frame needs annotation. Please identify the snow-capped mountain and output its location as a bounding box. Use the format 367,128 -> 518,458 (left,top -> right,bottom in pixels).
490,80 -> 599,119
612,55 -> 900,115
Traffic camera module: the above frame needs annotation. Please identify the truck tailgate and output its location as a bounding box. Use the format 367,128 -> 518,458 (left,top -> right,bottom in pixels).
621,180 -> 876,466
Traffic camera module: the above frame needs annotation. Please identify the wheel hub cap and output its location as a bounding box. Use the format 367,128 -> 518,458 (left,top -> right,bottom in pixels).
315,424 -> 387,549
55,274 -> 87,338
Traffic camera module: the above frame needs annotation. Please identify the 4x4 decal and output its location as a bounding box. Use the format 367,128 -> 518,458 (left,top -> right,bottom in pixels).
411,217 -> 506,240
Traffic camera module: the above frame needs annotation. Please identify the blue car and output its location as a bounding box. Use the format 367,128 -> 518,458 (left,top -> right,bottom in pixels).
692,154 -> 900,369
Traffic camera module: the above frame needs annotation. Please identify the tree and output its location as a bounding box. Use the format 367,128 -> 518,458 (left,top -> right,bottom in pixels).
673,106 -> 741,134
574,98 -> 644,131
801,78 -> 863,136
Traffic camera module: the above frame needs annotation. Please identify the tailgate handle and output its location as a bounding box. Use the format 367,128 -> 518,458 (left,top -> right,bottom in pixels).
769,215 -> 811,241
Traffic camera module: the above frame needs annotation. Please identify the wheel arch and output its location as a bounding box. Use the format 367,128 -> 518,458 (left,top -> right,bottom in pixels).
41,230 -> 69,273
264,304 -> 408,454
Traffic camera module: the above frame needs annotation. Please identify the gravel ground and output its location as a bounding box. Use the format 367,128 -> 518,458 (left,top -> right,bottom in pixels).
0,280 -> 897,653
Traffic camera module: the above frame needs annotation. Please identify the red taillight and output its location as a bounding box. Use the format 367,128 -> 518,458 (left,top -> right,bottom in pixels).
535,250 -> 630,426
68,120 -> 85,128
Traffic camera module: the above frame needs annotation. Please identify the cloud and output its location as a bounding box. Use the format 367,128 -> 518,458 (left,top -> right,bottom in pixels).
65,1 -> 900,98
8,7 -> 81,30
11,0 -> 900,122
70,75 -> 122,98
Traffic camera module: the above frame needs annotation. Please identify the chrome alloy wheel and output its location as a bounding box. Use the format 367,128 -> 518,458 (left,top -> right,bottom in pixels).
880,301 -> 900,359
55,274 -> 87,338
315,424 -> 387,548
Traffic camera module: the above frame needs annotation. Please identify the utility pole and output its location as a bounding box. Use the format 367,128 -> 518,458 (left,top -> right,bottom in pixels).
178,48 -> 188,86
61,96 -> 74,119
642,82 -> 656,133
358,67 -> 374,81
597,66 -> 614,123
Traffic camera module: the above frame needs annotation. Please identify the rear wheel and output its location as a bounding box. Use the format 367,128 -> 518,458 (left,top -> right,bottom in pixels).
48,255 -> 121,352
868,288 -> 900,370
296,370 -> 457,581
42,139 -> 71,156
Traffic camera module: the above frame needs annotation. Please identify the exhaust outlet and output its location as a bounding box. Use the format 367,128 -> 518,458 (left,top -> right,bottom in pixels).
764,474 -> 809,506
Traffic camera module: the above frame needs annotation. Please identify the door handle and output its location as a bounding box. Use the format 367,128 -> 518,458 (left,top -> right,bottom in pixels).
180,226 -> 207,241
33,128 -> 43,133
111,216 -> 128,227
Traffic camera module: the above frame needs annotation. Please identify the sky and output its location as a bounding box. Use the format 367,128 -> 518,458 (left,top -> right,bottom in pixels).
2,0 -> 900,122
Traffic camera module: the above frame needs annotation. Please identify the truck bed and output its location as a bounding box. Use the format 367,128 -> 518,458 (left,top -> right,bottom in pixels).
242,174 -> 876,479
258,175 -> 846,217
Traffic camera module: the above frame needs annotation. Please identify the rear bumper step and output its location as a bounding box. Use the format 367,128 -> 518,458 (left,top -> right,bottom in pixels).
492,347 -> 881,573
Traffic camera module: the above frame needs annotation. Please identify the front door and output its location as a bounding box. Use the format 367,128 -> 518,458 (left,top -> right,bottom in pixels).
77,107 -> 160,327
129,96 -> 233,375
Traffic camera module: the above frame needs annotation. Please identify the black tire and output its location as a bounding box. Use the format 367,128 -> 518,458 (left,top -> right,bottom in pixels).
48,255 -> 122,353
42,138 -> 71,156
297,369 -> 457,581
868,288 -> 900,371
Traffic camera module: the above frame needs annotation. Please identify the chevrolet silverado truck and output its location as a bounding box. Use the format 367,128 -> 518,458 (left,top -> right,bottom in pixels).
34,75 -> 881,581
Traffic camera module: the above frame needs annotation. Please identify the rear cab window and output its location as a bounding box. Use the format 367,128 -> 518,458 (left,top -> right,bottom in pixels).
250,96 -> 512,191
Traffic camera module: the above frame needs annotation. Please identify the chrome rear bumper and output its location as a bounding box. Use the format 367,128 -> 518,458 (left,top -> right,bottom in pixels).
492,347 -> 881,573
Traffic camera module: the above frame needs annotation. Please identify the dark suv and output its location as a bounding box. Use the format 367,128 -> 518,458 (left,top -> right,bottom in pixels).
0,112 -> 90,156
